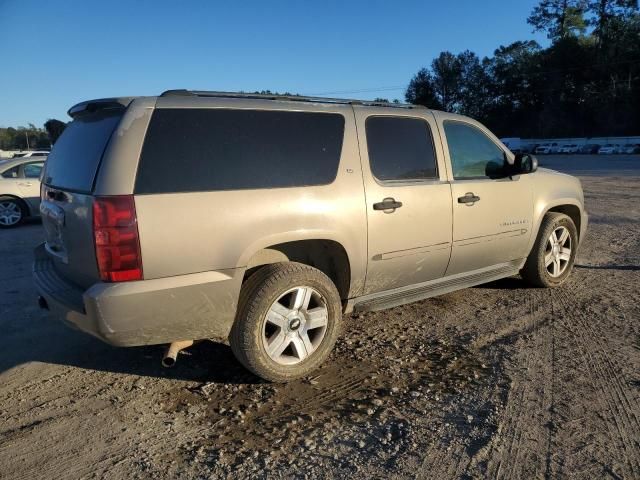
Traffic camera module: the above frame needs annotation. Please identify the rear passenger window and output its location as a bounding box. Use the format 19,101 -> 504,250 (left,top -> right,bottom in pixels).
135,109 -> 345,194
365,116 -> 438,182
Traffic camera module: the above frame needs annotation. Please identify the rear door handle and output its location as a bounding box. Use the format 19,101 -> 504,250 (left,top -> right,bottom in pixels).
18,182 -> 33,187
373,198 -> 403,212
458,193 -> 481,205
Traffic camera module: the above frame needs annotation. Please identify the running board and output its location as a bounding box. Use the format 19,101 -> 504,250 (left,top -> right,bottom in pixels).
352,261 -> 521,313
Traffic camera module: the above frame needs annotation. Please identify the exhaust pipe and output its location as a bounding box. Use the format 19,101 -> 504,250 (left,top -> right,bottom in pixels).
162,340 -> 194,367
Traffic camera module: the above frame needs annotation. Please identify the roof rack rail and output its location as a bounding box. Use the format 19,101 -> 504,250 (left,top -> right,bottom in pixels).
159,89 -> 425,109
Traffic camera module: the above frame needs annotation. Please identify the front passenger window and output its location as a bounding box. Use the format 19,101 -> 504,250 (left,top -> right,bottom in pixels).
444,121 -> 505,179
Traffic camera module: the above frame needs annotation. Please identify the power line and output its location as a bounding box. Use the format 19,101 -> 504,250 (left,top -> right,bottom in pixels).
306,85 -> 406,96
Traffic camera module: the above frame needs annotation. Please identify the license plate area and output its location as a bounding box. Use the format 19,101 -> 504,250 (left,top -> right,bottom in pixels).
40,199 -> 69,264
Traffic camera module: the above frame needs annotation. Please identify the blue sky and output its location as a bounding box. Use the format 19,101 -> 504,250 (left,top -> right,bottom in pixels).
0,0 -> 547,127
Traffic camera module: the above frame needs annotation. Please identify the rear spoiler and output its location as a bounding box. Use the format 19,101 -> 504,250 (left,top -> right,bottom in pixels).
67,97 -> 137,118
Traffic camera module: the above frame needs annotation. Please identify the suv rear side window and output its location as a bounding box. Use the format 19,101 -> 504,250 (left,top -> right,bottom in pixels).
43,110 -> 122,192
135,109 -> 345,194
365,116 -> 438,182
444,121 -> 505,179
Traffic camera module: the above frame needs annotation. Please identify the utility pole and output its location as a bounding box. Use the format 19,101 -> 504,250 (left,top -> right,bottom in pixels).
25,131 -> 30,150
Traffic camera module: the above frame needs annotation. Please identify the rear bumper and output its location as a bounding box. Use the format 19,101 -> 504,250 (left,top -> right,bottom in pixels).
33,244 -> 243,346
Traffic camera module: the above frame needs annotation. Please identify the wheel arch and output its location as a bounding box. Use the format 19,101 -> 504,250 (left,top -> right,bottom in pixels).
546,204 -> 582,239
0,194 -> 31,216
243,239 -> 352,303
528,198 -> 584,254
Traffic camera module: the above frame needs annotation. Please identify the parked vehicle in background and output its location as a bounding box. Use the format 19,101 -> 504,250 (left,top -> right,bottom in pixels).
598,144 -> 620,154
12,151 -> 50,158
558,144 -> 580,154
579,144 -> 600,154
0,157 -> 46,227
33,90 -> 588,382
500,137 -> 522,153
535,143 -> 558,154
620,144 -> 640,154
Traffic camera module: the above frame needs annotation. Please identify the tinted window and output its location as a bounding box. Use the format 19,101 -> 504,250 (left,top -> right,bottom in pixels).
444,121 -> 505,179
24,162 -> 44,178
135,109 -> 345,194
43,111 -> 122,192
365,116 -> 437,181
31,152 -> 48,157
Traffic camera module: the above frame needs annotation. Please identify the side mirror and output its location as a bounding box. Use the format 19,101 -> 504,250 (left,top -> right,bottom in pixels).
513,153 -> 538,174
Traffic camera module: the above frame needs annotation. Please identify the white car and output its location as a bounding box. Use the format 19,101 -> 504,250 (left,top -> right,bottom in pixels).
598,144 -> 620,154
0,157 -> 46,227
535,143 -> 558,154
558,144 -> 579,153
620,144 -> 640,154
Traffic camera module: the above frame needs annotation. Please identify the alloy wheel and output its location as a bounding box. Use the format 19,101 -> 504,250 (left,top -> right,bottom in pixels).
0,201 -> 22,226
545,226 -> 572,277
262,286 -> 329,365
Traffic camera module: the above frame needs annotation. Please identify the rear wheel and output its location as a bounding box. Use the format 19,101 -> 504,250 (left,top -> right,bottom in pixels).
0,198 -> 25,228
521,212 -> 578,287
230,262 -> 342,382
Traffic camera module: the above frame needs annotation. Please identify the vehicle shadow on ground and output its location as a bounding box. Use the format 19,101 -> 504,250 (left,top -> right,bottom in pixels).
575,263 -> 640,271
474,276 -> 529,290
1,321 -> 262,385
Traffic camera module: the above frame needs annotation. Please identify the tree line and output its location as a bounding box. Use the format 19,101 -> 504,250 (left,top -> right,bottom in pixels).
0,119 -> 66,151
404,0 -> 640,138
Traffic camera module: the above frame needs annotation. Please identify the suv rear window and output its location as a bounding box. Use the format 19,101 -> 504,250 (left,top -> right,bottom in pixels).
43,111 -> 122,192
135,108 -> 345,194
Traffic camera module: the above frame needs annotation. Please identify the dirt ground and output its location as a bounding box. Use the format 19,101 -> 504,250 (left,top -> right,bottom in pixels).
1,155 -> 639,479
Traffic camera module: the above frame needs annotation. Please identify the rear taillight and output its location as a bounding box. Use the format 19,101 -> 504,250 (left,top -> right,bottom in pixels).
93,195 -> 143,282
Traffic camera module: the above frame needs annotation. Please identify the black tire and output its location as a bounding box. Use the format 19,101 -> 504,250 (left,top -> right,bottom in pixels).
0,197 -> 26,228
230,262 -> 342,382
521,212 -> 578,287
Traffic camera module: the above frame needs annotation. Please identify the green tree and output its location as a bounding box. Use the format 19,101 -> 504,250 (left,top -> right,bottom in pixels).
528,0 -> 588,39
405,68 -> 442,109
431,51 -> 462,112
456,50 -> 492,119
586,0 -> 638,47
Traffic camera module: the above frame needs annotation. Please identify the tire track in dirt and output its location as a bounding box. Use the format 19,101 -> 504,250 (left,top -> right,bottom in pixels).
415,289 -> 534,480
256,366 -> 374,424
414,292 -> 490,480
479,288 -> 554,480
549,286 -> 640,477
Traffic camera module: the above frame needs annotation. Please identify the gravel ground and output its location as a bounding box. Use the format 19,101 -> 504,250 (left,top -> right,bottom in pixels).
1,155 -> 639,479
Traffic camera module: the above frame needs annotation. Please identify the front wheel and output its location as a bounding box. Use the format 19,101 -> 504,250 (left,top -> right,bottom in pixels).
230,262 -> 342,382
0,198 -> 26,228
521,212 -> 578,287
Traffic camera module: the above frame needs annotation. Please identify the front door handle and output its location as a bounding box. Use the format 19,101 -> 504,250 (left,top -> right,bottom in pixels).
373,198 -> 403,212
18,182 -> 33,187
458,192 -> 481,205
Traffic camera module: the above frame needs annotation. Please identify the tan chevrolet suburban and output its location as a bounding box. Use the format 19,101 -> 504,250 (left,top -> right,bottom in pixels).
34,90 -> 587,382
